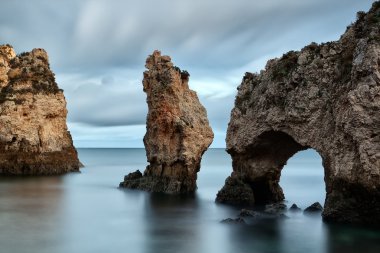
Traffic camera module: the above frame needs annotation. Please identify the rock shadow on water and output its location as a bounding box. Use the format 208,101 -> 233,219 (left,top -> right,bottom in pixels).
0,175 -> 66,251
142,192 -> 202,253
223,211 -> 284,253
325,223 -> 380,253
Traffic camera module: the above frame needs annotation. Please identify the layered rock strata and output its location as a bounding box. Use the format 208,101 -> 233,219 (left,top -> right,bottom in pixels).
0,44 -> 81,175
216,2 -> 380,225
120,50 -> 214,193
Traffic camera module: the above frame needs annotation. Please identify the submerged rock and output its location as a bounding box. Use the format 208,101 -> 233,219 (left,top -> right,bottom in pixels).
304,202 -> 323,214
264,203 -> 287,214
216,2 -> 380,226
120,51 -> 214,194
0,44 -> 81,175
221,217 -> 246,225
237,208 -> 288,221
239,208 -> 260,218
289,204 -> 302,212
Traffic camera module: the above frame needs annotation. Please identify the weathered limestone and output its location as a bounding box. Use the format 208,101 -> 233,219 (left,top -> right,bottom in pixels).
0,44 -> 81,175
216,2 -> 380,225
120,51 -> 214,193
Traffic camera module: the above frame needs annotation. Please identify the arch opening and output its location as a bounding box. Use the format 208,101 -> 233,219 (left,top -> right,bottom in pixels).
280,149 -> 325,208
217,131 -> 328,207
217,128 -> 380,226
235,131 -> 313,204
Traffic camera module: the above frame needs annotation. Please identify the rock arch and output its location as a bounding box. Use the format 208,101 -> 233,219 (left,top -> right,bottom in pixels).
216,3 -> 380,225
216,130 -> 330,205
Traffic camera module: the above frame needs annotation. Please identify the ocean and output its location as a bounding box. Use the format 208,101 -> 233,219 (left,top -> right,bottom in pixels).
0,148 -> 379,253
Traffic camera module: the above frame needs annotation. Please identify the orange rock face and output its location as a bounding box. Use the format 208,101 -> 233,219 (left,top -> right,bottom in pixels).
0,44 -> 81,175
120,51 -> 214,193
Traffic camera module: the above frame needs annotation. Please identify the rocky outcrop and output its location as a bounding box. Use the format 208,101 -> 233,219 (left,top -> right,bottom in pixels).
289,204 -> 301,212
0,44 -> 81,175
304,202 -> 323,214
120,51 -> 213,193
221,217 -> 246,225
216,2 -> 380,226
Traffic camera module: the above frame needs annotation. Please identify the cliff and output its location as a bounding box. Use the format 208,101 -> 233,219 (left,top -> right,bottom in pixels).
216,2 -> 380,225
120,51 -> 214,193
0,44 -> 81,175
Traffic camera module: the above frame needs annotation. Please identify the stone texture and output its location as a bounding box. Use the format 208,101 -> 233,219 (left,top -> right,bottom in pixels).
216,2 -> 380,225
120,50 -> 213,193
0,44 -> 81,175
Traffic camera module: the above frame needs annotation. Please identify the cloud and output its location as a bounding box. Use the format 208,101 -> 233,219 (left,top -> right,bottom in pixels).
0,0 -> 375,147
68,123 -> 146,148
57,69 -> 147,127
1,0 -> 373,73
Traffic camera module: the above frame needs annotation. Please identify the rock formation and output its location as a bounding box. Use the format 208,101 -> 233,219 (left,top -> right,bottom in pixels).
304,202 -> 323,214
0,44 -> 81,175
216,2 -> 380,226
120,51 -> 214,193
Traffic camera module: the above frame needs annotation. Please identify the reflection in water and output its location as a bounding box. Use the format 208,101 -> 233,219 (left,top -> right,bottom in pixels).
0,149 -> 379,253
143,193 -> 200,253
0,176 -> 65,253
225,218 -> 282,253
326,223 -> 380,253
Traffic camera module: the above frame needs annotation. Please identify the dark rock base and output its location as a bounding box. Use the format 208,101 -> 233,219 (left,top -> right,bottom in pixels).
215,176 -> 255,206
0,148 -> 81,175
120,170 -> 197,194
323,180 -> 380,226
221,217 -> 246,224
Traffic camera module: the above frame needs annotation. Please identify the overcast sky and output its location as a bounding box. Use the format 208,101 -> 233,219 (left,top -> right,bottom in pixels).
0,0 -> 375,147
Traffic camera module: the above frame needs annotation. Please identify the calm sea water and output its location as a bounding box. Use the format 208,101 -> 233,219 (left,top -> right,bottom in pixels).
0,148 -> 379,253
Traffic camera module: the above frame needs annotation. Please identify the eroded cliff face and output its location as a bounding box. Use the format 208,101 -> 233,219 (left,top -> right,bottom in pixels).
216,2 -> 380,225
0,44 -> 81,175
120,50 -> 214,193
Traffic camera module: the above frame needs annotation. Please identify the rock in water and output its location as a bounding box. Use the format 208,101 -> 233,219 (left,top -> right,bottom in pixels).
289,204 -> 301,212
304,202 -> 323,214
120,51 -> 213,194
221,217 -> 246,225
264,203 -> 287,214
216,2 -> 380,226
0,44 -> 81,175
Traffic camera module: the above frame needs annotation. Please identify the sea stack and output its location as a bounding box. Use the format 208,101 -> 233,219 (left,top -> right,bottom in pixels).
216,2 -> 380,226
120,50 -> 214,194
0,44 -> 81,175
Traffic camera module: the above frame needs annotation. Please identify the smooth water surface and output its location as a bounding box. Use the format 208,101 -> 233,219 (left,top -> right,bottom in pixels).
0,149 -> 379,253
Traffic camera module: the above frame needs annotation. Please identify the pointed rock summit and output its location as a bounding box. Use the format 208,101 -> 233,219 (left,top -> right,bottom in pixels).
0,44 -> 81,175
120,50 -> 213,194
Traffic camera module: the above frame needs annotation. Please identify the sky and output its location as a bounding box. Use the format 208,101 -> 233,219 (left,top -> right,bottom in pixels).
0,0 -> 375,148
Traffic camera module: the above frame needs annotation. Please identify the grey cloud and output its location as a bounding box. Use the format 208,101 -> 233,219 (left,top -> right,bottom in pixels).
64,74 -> 235,129
201,94 -> 236,131
0,0 -> 374,147
0,0 -> 373,74
64,78 -> 147,127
